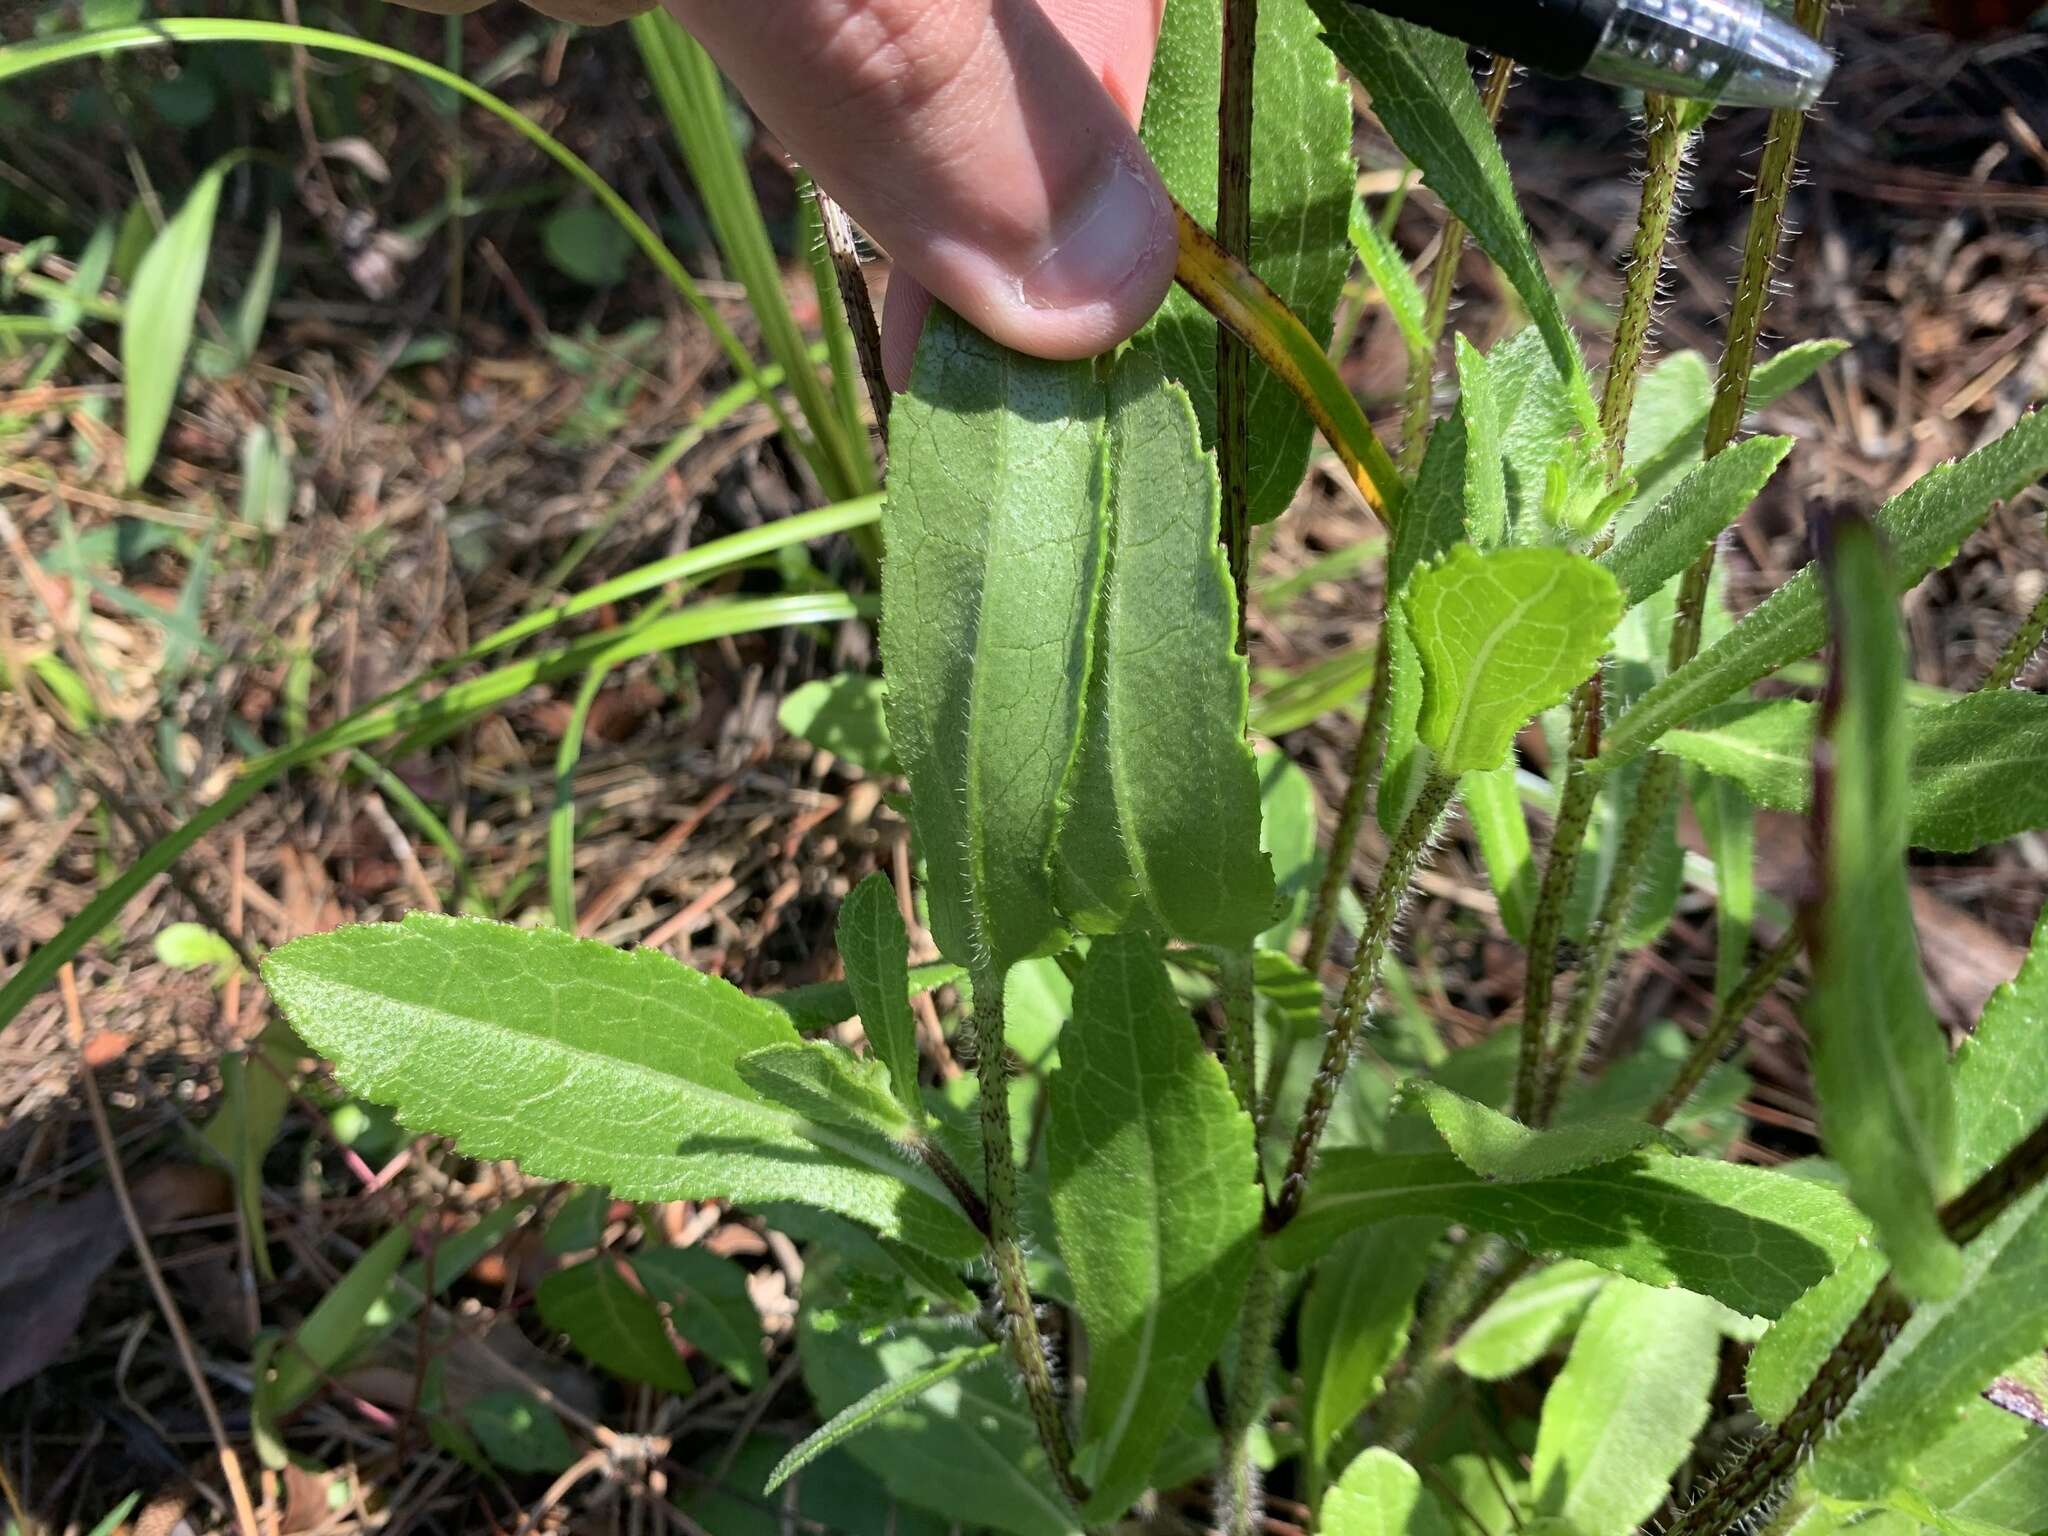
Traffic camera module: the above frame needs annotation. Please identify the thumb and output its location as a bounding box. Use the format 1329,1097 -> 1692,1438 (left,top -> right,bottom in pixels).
663,0 -> 1175,381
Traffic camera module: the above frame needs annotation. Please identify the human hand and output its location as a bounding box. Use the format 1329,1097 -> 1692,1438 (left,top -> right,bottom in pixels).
661,0 -> 1174,389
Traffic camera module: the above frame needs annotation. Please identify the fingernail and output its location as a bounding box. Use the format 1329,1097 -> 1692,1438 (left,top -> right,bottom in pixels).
1015,145 -> 1170,313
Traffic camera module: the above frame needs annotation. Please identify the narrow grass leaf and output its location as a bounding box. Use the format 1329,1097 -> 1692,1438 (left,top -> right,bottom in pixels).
1532,1280 -> 1724,1536
1809,517 -> 1961,1300
1135,0 -> 1354,524
122,156 -> 229,486
255,1221 -> 411,1463
765,1341 -> 1002,1494
881,307 -> 1105,970
1395,1081 -> 1666,1182
231,209 -> 282,365
1601,409 -> 2048,771
1300,1221 -> 1440,1467
263,914 -> 980,1259
836,873 -> 924,1118
538,1256 -> 691,1391
1271,1149 -> 1866,1317
1601,435 -> 1792,607
1407,546 -> 1623,775
1453,1260 -> 1609,1381
1324,1448 -> 1457,1536
1048,935 -> 1260,1519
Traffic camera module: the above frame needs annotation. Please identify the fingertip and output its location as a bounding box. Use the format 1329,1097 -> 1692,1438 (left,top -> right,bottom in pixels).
881,275 -> 931,394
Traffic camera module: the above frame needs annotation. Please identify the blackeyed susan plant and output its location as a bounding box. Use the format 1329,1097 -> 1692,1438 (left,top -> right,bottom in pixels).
51,0 -> 2048,1530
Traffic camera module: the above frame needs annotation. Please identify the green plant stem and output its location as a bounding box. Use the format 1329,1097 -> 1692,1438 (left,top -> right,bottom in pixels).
1218,0 -> 1257,623
1273,770 -> 1457,1229
968,976 -> 1088,1512
1658,1115 -> 2048,1536
1648,924 -> 1801,1128
1599,95 -> 1691,484
1377,1234 -> 1508,1454
1220,1248 -> 1279,1536
1396,54 -> 1515,474
1985,583 -> 2048,690
1301,638 -> 1395,973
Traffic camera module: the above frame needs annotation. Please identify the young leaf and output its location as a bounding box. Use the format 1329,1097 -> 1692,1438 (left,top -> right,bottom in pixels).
1324,1448 -> 1457,1536
1455,337 -> 1507,546
1047,935 -> 1260,1519
1454,1260 -> 1610,1381
881,306 -> 1106,971
1819,1186 -> 2048,1500
263,915 -> 981,1260
633,1244 -> 764,1388
1271,1149 -> 1867,1318
1350,199 -> 1429,369
1600,435 -> 1793,607
1407,546 -> 1623,775
1054,356 -> 1274,947
798,1309 -> 1080,1536
1601,409 -> 2048,770
122,156 -> 229,486
1461,764 -> 1536,943
1134,0 -> 1354,525
1809,516 -> 1961,1300
1375,598 -> 1428,835
1301,1220 -> 1442,1467
1690,767 -> 1758,1003
1395,1081 -> 1666,1182
538,1256 -> 691,1391
836,873 -> 923,1119
735,1042 -> 915,1143
1308,5 -> 1588,410
766,1341 -> 1002,1494
779,674 -> 899,777
1531,1280 -> 1724,1536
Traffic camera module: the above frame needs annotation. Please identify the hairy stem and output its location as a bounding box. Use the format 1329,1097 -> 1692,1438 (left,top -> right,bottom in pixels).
1220,1248 -> 1280,1536
1648,924 -> 1802,1128
1659,1116 -> 2048,1536
970,979 -> 1089,1511
1377,1234 -> 1508,1454
1301,638 -> 1396,974
1600,95 -> 1692,484
1396,54 -> 1515,473
1985,582 -> 2048,691
1218,0 -> 1257,624
1273,770 -> 1457,1229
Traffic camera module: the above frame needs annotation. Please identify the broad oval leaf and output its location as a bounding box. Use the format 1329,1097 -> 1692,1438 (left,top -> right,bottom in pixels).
1531,1280 -> 1724,1536
836,873 -> 924,1119
537,1255 -> 691,1391
779,674 -> 899,777
1324,1448 -> 1456,1536
1394,1081 -> 1667,1182
1600,409 -> 2048,771
1808,518 -> 1961,1300
1271,1148 -> 1867,1318
1453,1260 -> 1609,1381
881,307 -> 1107,971
122,156 -> 230,487
262,914 -> 980,1259
1407,546 -> 1623,775
633,1244 -> 765,1388
1053,357 -> 1275,947
1048,935 -> 1260,1519
1134,0 -> 1355,525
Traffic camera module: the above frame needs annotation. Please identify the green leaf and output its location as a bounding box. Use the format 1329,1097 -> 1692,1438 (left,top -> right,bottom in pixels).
1301,1220 -> 1441,1465
1455,336 -> 1507,546
633,1244 -> 765,1387
1747,1246 -> 1887,1425
1407,546 -> 1623,775
736,1041 -> 915,1144
1954,905 -> 2048,1180
199,1020 -> 297,1284
154,920 -> 238,977
230,209 -> 281,366
1820,1186 -> 2048,1500
1306,6 -> 1588,412
1690,767 -> 1757,1004
1325,1448 -> 1457,1536
262,914 -> 981,1259
538,1255 -> 690,1390
1453,1260 -> 1609,1381
1601,409 -> 2048,771
770,960 -> 964,1034
1461,764 -> 1535,942
836,873 -> 924,1119
766,1341 -> 1001,1494
122,156 -> 228,487
1053,356 -> 1274,947
1259,746 -> 1322,949
1531,1280 -> 1725,1536
1134,0 -> 1354,525
1809,517 -> 1961,1300
1350,199 -> 1429,369
1601,435 -> 1792,607
1271,1149 -> 1867,1317
779,674 -> 900,777
1395,1081 -> 1666,1181
1918,1401 -> 2048,1533
1047,935 -> 1260,1518
546,1184 -> 612,1255
463,1390 -> 576,1475
881,308 -> 1104,970
543,203 -> 631,287
254,1222 -> 411,1465
798,1308 -> 1080,1536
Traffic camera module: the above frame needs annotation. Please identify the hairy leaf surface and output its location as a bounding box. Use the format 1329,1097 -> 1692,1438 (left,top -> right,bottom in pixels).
1396,1082 -> 1666,1182
836,873 -> 924,1118
736,1042 -> 915,1143
1048,936 -> 1260,1519
263,915 -> 980,1258
1954,906 -> 2048,1180
1454,1260 -> 1609,1381
1601,435 -> 1792,607
1324,1448 -> 1457,1536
